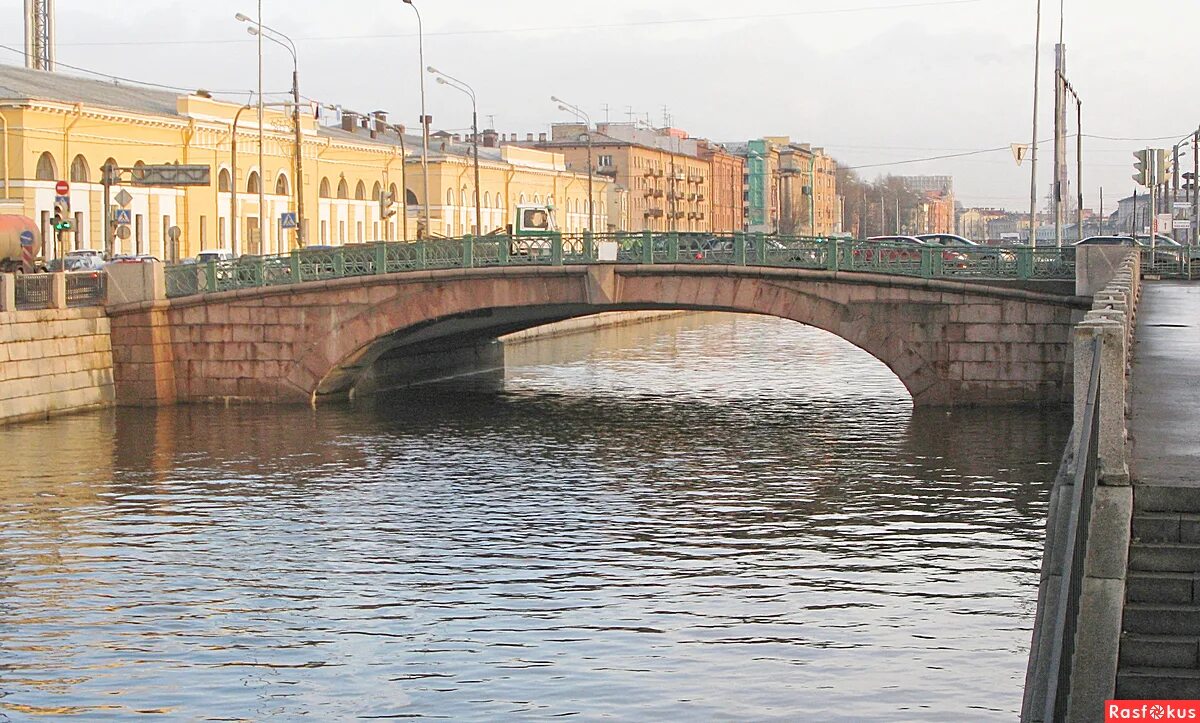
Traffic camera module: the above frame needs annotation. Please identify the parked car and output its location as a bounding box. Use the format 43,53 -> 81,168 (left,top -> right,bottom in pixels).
1074,235 -> 1136,246
64,249 -> 108,270
196,249 -> 236,264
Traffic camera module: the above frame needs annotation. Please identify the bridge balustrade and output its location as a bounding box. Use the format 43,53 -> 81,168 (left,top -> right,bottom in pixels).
163,234 -> 1080,300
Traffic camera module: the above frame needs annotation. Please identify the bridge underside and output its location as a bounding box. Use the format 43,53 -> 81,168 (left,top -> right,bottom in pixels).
107,265 -> 1090,408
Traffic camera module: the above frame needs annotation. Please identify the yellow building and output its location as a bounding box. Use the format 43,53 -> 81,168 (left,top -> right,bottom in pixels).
0,64 -> 607,262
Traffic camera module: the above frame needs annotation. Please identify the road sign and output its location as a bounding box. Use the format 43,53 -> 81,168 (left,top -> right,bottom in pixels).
114,189 -> 133,207
280,212 -> 298,229
19,230 -> 35,247
55,180 -> 69,196
115,225 -> 131,240
54,194 -> 70,214
1157,213 -> 1173,235
114,208 -> 132,225
1011,143 -> 1031,166
130,164 -> 211,187
167,226 -> 181,242
1174,220 -> 1192,230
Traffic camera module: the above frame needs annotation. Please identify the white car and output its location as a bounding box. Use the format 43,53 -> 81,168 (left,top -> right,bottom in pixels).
196,250 -> 235,264
63,249 -> 107,271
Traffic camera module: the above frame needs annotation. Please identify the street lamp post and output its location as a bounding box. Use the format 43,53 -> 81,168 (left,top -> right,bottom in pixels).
230,104 -> 252,256
551,96 -> 594,233
1028,0 -> 1043,246
238,14 -> 306,249
428,66 -> 481,236
402,0 -> 431,238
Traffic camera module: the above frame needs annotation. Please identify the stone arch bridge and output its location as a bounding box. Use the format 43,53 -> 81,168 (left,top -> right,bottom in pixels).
108,263 -> 1090,407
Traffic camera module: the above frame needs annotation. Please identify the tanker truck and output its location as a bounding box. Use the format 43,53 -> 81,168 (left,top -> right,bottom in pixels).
0,215 -> 42,273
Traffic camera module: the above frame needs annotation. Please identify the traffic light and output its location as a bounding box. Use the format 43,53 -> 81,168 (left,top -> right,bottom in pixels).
380,189 -> 397,219
1156,149 -> 1170,181
1133,150 -> 1152,187
51,215 -> 73,232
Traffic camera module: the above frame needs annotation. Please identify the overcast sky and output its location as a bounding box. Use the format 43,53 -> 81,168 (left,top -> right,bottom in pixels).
3,0 -> 1196,212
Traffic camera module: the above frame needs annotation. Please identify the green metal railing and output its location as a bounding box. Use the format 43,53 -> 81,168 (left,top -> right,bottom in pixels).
164,233 -> 1079,299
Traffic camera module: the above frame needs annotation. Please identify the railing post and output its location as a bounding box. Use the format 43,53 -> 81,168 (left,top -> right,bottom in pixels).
205,260 -> 218,291
47,272 -> 67,309
668,231 -> 679,263
1074,315 -> 1129,484
334,247 -> 346,276
417,241 -> 428,270
374,242 -> 387,274
463,234 -> 475,268
582,230 -> 593,262
290,250 -> 301,281
0,273 -> 14,312
753,232 -> 765,264
641,230 -> 653,264
1017,246 -> 1034,279
920,247 -> 934,278
549,232 -> 562,266
826,239 -> 840,271
734,232 -> 746,266
499,235 -> 510,265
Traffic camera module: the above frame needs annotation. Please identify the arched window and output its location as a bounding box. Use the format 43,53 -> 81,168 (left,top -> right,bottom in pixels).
518,194 -> 526,204
446,188 -> 454,206
533,195 -> 541,204
405,188 -> 418,206
218,168 -> 232,192
246,171 -> 260,194
336,178 -> 349,199
497,195 -> 504,210
35,152 -> 57,181
69,155 -> 90,183
483,192 -> 490,208
319,177 -> 331,198
546,195 -> 554,207
371,181 -> 382,201
102,158 -> 118,183
354,180 -> 366,201
133,160 -> 146,183
461,187 -> 467,205
275,173 -> 289,196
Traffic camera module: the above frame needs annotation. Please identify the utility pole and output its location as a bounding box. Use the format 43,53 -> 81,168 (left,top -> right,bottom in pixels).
1053,42 -> 1066,248
1193,128 -> 1199,246
1028,0 -> 1043,246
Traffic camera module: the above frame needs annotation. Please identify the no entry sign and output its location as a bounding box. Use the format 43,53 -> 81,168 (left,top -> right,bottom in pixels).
55,180 -> 69,195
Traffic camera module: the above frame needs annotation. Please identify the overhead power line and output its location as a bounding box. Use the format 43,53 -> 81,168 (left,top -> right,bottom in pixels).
41,0 -> 998,48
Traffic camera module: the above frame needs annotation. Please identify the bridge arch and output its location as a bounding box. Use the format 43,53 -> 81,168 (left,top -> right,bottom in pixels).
109,266 -> 1085,408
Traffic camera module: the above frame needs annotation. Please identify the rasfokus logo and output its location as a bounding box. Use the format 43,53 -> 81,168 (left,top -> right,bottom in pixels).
1106,701 -> 1200,721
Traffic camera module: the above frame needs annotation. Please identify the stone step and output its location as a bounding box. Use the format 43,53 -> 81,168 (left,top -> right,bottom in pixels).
1128,571 -> 1196,604
1133,513 -> 1200,543
1124,603 -> 1200,636
1136,485 -> 1200,514
1120,634 -> 1200,669
1129,543 -> 1200,573
1116,667 -> 1200,699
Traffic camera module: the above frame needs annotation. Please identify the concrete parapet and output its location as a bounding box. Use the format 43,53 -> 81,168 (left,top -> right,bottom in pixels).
49,272 -> 67,309
106,262 -> 166,306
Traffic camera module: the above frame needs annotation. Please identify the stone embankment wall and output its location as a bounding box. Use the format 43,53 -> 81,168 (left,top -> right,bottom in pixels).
0,274 -> 115,425
1022,249 -> 1141,722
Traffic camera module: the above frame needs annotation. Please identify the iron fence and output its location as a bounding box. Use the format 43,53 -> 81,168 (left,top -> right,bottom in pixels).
65,271 -> 107,307
14,273 -> 52,310
162,234 -> 1081,299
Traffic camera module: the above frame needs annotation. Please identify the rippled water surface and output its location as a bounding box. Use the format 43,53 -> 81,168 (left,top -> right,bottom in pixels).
0,313 -> 1068,720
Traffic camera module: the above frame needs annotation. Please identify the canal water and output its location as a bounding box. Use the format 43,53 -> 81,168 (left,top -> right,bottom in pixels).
0,313 -> 1068,721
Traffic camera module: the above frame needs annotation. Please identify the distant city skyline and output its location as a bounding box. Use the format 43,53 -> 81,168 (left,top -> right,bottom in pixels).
2,0 -> 1195,212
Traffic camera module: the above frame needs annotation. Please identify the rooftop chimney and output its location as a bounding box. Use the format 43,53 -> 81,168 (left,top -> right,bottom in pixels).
526,133 -> 534,142
341,111 -> 358,132
538,132 -> 547,143
373,111 -> 388,134
482,129 -> 499,148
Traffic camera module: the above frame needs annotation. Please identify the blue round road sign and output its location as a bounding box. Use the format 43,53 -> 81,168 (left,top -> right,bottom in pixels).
19,230 -> 35,247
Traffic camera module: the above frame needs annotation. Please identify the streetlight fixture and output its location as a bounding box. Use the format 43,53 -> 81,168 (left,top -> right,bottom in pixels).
551,95 -> 594,233
428,66 -> 481,236
232,4 -> 268,254
238,14 -> 306,249
402,0 -> 431,239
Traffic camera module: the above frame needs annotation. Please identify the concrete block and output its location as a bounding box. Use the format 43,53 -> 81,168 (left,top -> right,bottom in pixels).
1117,669 -> 1200,700
1136,486 -> 1200,514
1065,577 -> 1125,722
1126,572 -> 1193,604
1119,635 -> 1199,669
1133,513 -> 1181,543
1083,485 -> 1133,580
1129,543 -> 1200,572
106,262 -> 166,305
1181,516 -> 1200,544
0,273 -> 15,312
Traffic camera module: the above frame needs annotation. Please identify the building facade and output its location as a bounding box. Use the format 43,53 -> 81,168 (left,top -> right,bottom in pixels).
697,140 -> 745,233
532,123 -> 713,233
0,64 -> 606,262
